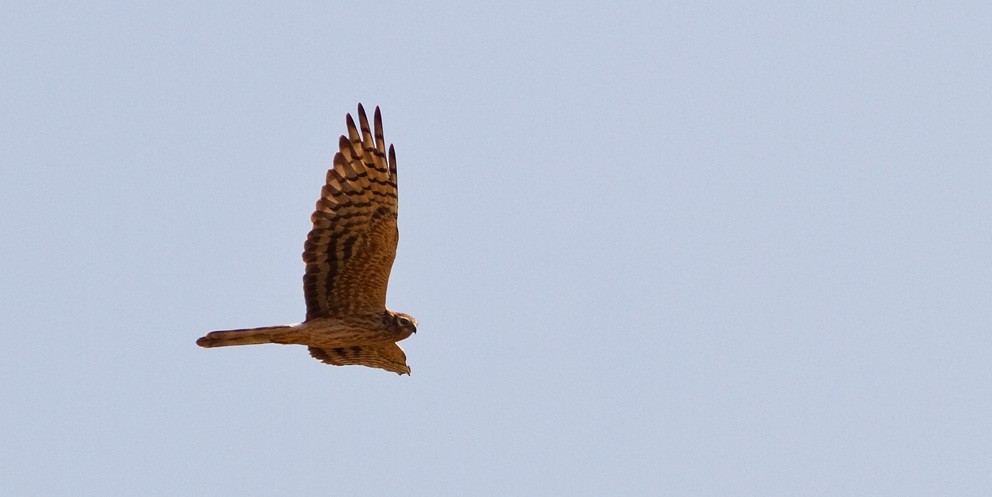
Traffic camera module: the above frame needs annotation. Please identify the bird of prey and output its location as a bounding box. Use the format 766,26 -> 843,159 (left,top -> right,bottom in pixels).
197,104 -> 417,375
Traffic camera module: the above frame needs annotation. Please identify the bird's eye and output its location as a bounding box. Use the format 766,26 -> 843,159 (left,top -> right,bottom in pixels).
397,316 -> 410,327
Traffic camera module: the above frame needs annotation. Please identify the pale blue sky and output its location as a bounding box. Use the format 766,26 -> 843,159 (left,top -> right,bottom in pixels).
2,2 -> 990,496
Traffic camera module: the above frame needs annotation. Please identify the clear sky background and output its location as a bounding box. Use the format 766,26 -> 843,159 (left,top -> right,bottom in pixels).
2,2 -> 990,496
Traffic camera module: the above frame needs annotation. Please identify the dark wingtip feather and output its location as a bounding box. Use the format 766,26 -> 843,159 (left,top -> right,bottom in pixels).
388,144 -> 397,179
338,135 -> 354,155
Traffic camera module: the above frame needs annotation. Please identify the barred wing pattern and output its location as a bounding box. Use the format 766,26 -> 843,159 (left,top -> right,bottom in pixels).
308,343 -> 410,375
302,105 -> 399,319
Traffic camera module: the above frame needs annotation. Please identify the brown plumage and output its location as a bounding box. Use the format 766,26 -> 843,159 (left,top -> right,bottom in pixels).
197,104 -> 416,375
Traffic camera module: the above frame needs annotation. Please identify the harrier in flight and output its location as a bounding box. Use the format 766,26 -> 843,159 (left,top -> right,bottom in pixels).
197,104 -> 417,375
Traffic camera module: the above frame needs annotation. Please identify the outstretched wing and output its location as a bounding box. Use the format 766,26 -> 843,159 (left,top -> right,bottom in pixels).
308,344 -> 411,375
302,104 -> 399,319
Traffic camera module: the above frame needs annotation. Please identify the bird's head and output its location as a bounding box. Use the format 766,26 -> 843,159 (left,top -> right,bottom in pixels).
385,310 -> 418,339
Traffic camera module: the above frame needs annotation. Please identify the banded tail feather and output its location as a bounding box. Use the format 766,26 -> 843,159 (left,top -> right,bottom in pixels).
196,325 -> 293,348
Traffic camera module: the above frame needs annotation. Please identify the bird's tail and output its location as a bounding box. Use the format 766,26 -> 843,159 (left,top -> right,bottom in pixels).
196,325 -> 294,348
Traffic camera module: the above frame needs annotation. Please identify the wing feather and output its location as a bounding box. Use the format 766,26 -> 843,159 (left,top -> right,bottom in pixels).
302,105 -> 398,319
308,344 -> 410,375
